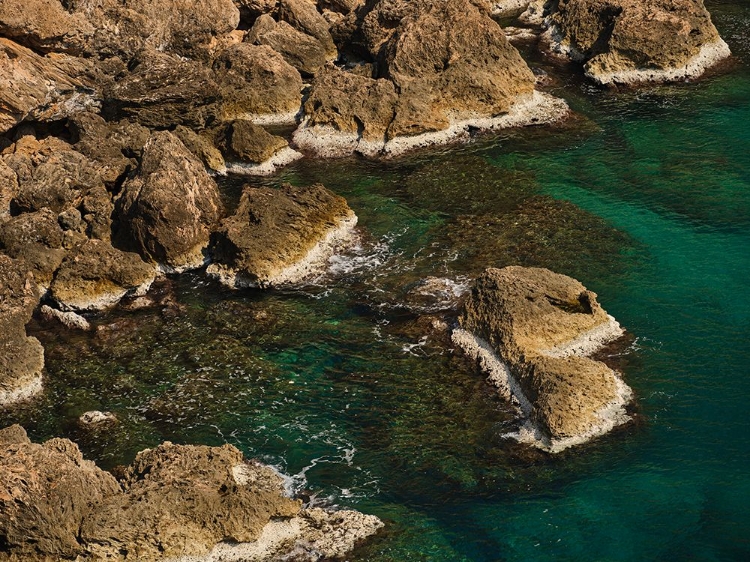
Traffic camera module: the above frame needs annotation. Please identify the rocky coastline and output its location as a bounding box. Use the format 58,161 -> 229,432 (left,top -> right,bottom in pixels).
0,0 -> 733,555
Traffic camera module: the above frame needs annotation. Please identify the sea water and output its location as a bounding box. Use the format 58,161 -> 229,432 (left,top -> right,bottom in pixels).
2,1 -> 749,560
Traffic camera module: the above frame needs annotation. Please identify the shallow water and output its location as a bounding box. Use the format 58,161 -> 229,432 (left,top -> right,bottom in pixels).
3,1 -> 750,560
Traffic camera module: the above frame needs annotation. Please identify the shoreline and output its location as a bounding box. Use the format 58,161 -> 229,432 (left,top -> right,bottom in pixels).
224,146 -> 303,176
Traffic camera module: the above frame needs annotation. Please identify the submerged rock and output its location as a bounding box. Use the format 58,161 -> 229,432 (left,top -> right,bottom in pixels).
452,266 -> 632,452
208,183 -> 357,288
116,131 -> 224,272
0,428 -> 383,561
544,0 -> 731,85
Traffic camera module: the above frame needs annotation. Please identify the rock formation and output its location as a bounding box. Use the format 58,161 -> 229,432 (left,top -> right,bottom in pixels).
452,266 -> 632,452
214,119 -> 302,175
294,0 -> 568,157
115,131 -> 224,272
0,258 -> 44,407
208,183 -> 357,288
0,426 -> 383,561
543,0 -> 731,85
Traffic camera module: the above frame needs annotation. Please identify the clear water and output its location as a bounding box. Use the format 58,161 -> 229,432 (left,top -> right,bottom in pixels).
3,1 -> 750,560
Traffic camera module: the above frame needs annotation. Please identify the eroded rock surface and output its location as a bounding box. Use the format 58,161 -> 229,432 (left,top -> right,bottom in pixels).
544,0 -> 731,84
116,131 -> 224,272
208,183 -> 357,287
453,266 -> 632,452
0,428 -> 383,561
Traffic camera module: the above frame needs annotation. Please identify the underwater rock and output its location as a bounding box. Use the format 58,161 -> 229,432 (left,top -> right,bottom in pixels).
78,410 -> 117,426
208,183 -> 357,288
0,255 -> 44,407
116,131 -> 224,272
49,239 -> 156,311
0,428 -> 383,561
453,266 -> 632,452
543,0 -> 731,85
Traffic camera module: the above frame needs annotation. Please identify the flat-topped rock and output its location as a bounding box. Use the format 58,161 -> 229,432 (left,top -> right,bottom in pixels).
453,266 -> 632,452
544,0 -> 731,85
0,428 -> 383,561
207,183 -> 357,288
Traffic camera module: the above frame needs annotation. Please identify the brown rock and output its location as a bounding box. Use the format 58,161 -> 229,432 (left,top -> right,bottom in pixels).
0,256 -> 44,406
0,208 -> 67,287
545,0 -> 731,84
116,131 -> 224,272
0,38 -> 98,134
0,432 -> 121,560
454,266 -> 632,450
213,43 -> 304,120
81,442 -> 301,560
247,15 -> 328,77
279,0 -> 338,58
102,49 -> 222,128
49,238 -> 156,311
296,64 -> 398,144
0,160 -> 18,219
218,120 -> 289,163
208,183 -> 357,287
173,125 -> 227,174
0,0 -> 94,54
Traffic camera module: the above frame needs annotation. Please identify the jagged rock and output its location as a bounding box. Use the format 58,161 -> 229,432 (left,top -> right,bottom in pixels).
216,120 -> 303,175
0,256 -> 44,406
0,426 -> 122,559
293,65 -> 398,156
67,112 -> 150,188
247,15 -> 328,77
279,0 -> 338,59
207,183 -> 357,288
0,160 -> 18,219
174,125 -> 227,175
116,131 -> 224,272
544,0 -> 731,85
0,38 -> 98,134
295,0 -> 568,156
213,43 -> 304,122
0,0 -> 94,54
68,0 -> 239,60
78,410 -> 117,426
0,430 -> 382,562
234,0 -> 279,23
102,49 -> 222,128
49,239 -> 156,311
40,304 -> 91,330
490,0 -> 531,18
452,266 -> 632,452
0,208 -> 67,288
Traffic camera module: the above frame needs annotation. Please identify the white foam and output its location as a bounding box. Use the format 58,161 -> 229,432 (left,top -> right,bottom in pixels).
241,110 -> 300,126
224,147 -> 303,176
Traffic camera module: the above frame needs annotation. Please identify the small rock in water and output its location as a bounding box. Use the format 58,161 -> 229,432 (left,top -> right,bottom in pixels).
79,411 -> 117,426
40,304 -> 91,331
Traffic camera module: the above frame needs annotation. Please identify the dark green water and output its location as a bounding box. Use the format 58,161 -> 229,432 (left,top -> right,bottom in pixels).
3,1 -> 750,560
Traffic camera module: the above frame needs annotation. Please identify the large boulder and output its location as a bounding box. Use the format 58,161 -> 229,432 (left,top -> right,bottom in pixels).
213,43 -> 304,122
544,0 -> 731,85
102,49 -> 222,128
215,119 -> 302,175
0,426 -> 121,560
0,428 -> 383,561
115,131 -> 224,272
294,0 -> 568,157
0,38 -> 98,134
0,257 -> 44,407
49,239 -> 156,311
452,266 -> 633,452
247,14 -> 329,77
278,0 -> 338,59
0,0 -> 94,55
208,183 -> 357,287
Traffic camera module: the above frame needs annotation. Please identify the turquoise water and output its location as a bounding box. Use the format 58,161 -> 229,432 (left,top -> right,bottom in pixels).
3,1 -> 750,560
